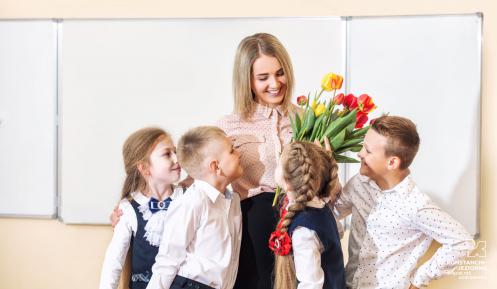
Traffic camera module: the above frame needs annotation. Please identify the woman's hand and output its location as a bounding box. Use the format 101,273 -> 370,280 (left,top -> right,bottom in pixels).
110,205 -> 123,229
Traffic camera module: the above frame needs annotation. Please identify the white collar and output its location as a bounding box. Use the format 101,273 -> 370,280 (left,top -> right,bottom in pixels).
193,179 -> 232,203
131,185 -> 184,205
131,191 -> 149,206
359,173 -> 414,194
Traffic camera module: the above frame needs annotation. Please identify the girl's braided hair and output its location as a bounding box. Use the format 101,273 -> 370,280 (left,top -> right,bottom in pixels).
274,141 -> 340,289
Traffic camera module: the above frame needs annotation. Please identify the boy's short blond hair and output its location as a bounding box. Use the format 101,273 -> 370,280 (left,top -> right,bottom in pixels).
371,115 -> 420,170
177,126 -> 227,177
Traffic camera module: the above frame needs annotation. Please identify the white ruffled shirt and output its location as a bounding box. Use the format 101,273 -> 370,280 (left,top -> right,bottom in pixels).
99,186 -> 183,289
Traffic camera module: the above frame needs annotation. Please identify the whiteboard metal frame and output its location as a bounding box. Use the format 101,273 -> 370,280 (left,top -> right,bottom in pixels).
0,19 -> 59,219
343,13 -> 482,238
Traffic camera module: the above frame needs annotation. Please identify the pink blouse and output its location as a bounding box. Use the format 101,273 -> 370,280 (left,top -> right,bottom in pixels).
217,103 -> 298,200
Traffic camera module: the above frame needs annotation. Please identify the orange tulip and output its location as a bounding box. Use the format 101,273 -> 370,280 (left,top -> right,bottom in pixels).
358,94 -> 376,114
321,73 -> 343,92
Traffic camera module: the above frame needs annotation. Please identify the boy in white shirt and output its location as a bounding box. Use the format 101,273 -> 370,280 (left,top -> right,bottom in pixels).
147,126 -> 243,289
334,115 -> 474,289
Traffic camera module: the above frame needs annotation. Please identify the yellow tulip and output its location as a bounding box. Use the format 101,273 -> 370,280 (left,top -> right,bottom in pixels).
311,99 -> 317,110
314,103 -> 326,117
321,72 -> 344,92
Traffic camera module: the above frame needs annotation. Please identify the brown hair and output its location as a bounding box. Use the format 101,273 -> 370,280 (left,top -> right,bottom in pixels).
233,33 -> 295,120
121,127 -> 171,200
177,126 -> 226,178
274,141 -> 340,289
371,115 -> 420,169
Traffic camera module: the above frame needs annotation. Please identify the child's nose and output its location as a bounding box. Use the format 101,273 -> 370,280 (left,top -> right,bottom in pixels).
357,147 -> 365,159
172,152 -> 178,163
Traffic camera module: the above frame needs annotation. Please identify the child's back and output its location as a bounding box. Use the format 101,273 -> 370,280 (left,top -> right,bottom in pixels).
289,206 -> 346,289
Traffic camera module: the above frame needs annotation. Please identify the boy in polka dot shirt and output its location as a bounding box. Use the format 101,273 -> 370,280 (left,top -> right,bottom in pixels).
334,115 -> 475,289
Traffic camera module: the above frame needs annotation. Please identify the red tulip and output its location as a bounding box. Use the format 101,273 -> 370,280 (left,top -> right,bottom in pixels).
358,94 -> 376,113
356,111 -> 369,129
344,94 -> 358,110
333,93 -> 345,105
297,95 -> 308,106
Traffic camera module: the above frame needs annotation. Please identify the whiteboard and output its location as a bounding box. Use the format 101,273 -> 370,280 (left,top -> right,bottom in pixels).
58,18 -> 346,224
345,14 -> 481,236
0,20 -> 57,217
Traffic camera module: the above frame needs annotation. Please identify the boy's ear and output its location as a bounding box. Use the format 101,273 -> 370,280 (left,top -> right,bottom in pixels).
387,156 -> 401,170
208,159 -> 220,175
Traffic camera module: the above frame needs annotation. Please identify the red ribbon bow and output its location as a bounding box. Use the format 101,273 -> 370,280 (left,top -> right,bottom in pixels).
268,196 -> 292,256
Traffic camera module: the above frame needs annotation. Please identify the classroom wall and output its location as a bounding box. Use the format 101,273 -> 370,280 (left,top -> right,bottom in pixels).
1,0 -> 495,288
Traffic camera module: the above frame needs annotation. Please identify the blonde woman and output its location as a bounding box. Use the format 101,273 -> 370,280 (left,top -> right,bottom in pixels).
216,33 -> 299,289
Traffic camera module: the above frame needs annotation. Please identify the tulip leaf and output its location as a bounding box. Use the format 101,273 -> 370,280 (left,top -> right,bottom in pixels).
323,109 -> 357,139
295,112 -> 302,133
335,144 -> 363,154
349,125 -> 370,138
345,120 -> 356,133
301,109 -> 316,139
341,137 -> 364,148
330,128 -> 346,150
333,153 -> 360,163
309,113 -> 326,141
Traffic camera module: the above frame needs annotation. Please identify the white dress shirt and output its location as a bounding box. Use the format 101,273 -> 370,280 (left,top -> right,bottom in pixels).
334,174 -> 474,289
99,187 -> 183,289
292,199 -> 327,289
147,180 -> 242,289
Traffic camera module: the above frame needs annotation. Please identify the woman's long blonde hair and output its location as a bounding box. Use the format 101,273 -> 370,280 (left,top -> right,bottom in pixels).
274,141 -> 340,289
233,33 -> 295,121
121,127 -> 170,200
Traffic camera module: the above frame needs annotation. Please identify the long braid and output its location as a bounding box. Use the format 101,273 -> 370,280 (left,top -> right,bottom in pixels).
274,142 -> 320,289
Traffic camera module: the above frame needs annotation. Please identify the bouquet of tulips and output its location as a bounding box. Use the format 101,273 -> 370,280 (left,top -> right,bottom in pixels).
272,72 -> 376,206
291,72 -> 376,162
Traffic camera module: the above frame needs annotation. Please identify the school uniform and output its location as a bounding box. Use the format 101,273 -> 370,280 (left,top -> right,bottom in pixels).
99,186 -> 183,289
288,201 -> 346,289
334,174 -> 475,289
147,180 -> 242,289
217,103 -> 299,289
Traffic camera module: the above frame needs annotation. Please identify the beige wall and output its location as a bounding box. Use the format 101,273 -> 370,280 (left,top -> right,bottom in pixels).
1,0 -> 496,288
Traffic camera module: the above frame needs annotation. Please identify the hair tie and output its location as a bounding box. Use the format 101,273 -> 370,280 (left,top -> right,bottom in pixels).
268,198 -> 292,256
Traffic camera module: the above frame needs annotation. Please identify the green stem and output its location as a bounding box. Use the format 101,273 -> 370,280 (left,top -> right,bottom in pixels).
316,89 -> 325,101
272,186 -> 282,206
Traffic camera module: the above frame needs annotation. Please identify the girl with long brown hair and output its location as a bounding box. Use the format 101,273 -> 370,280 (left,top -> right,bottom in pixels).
100,127 -> 183,289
